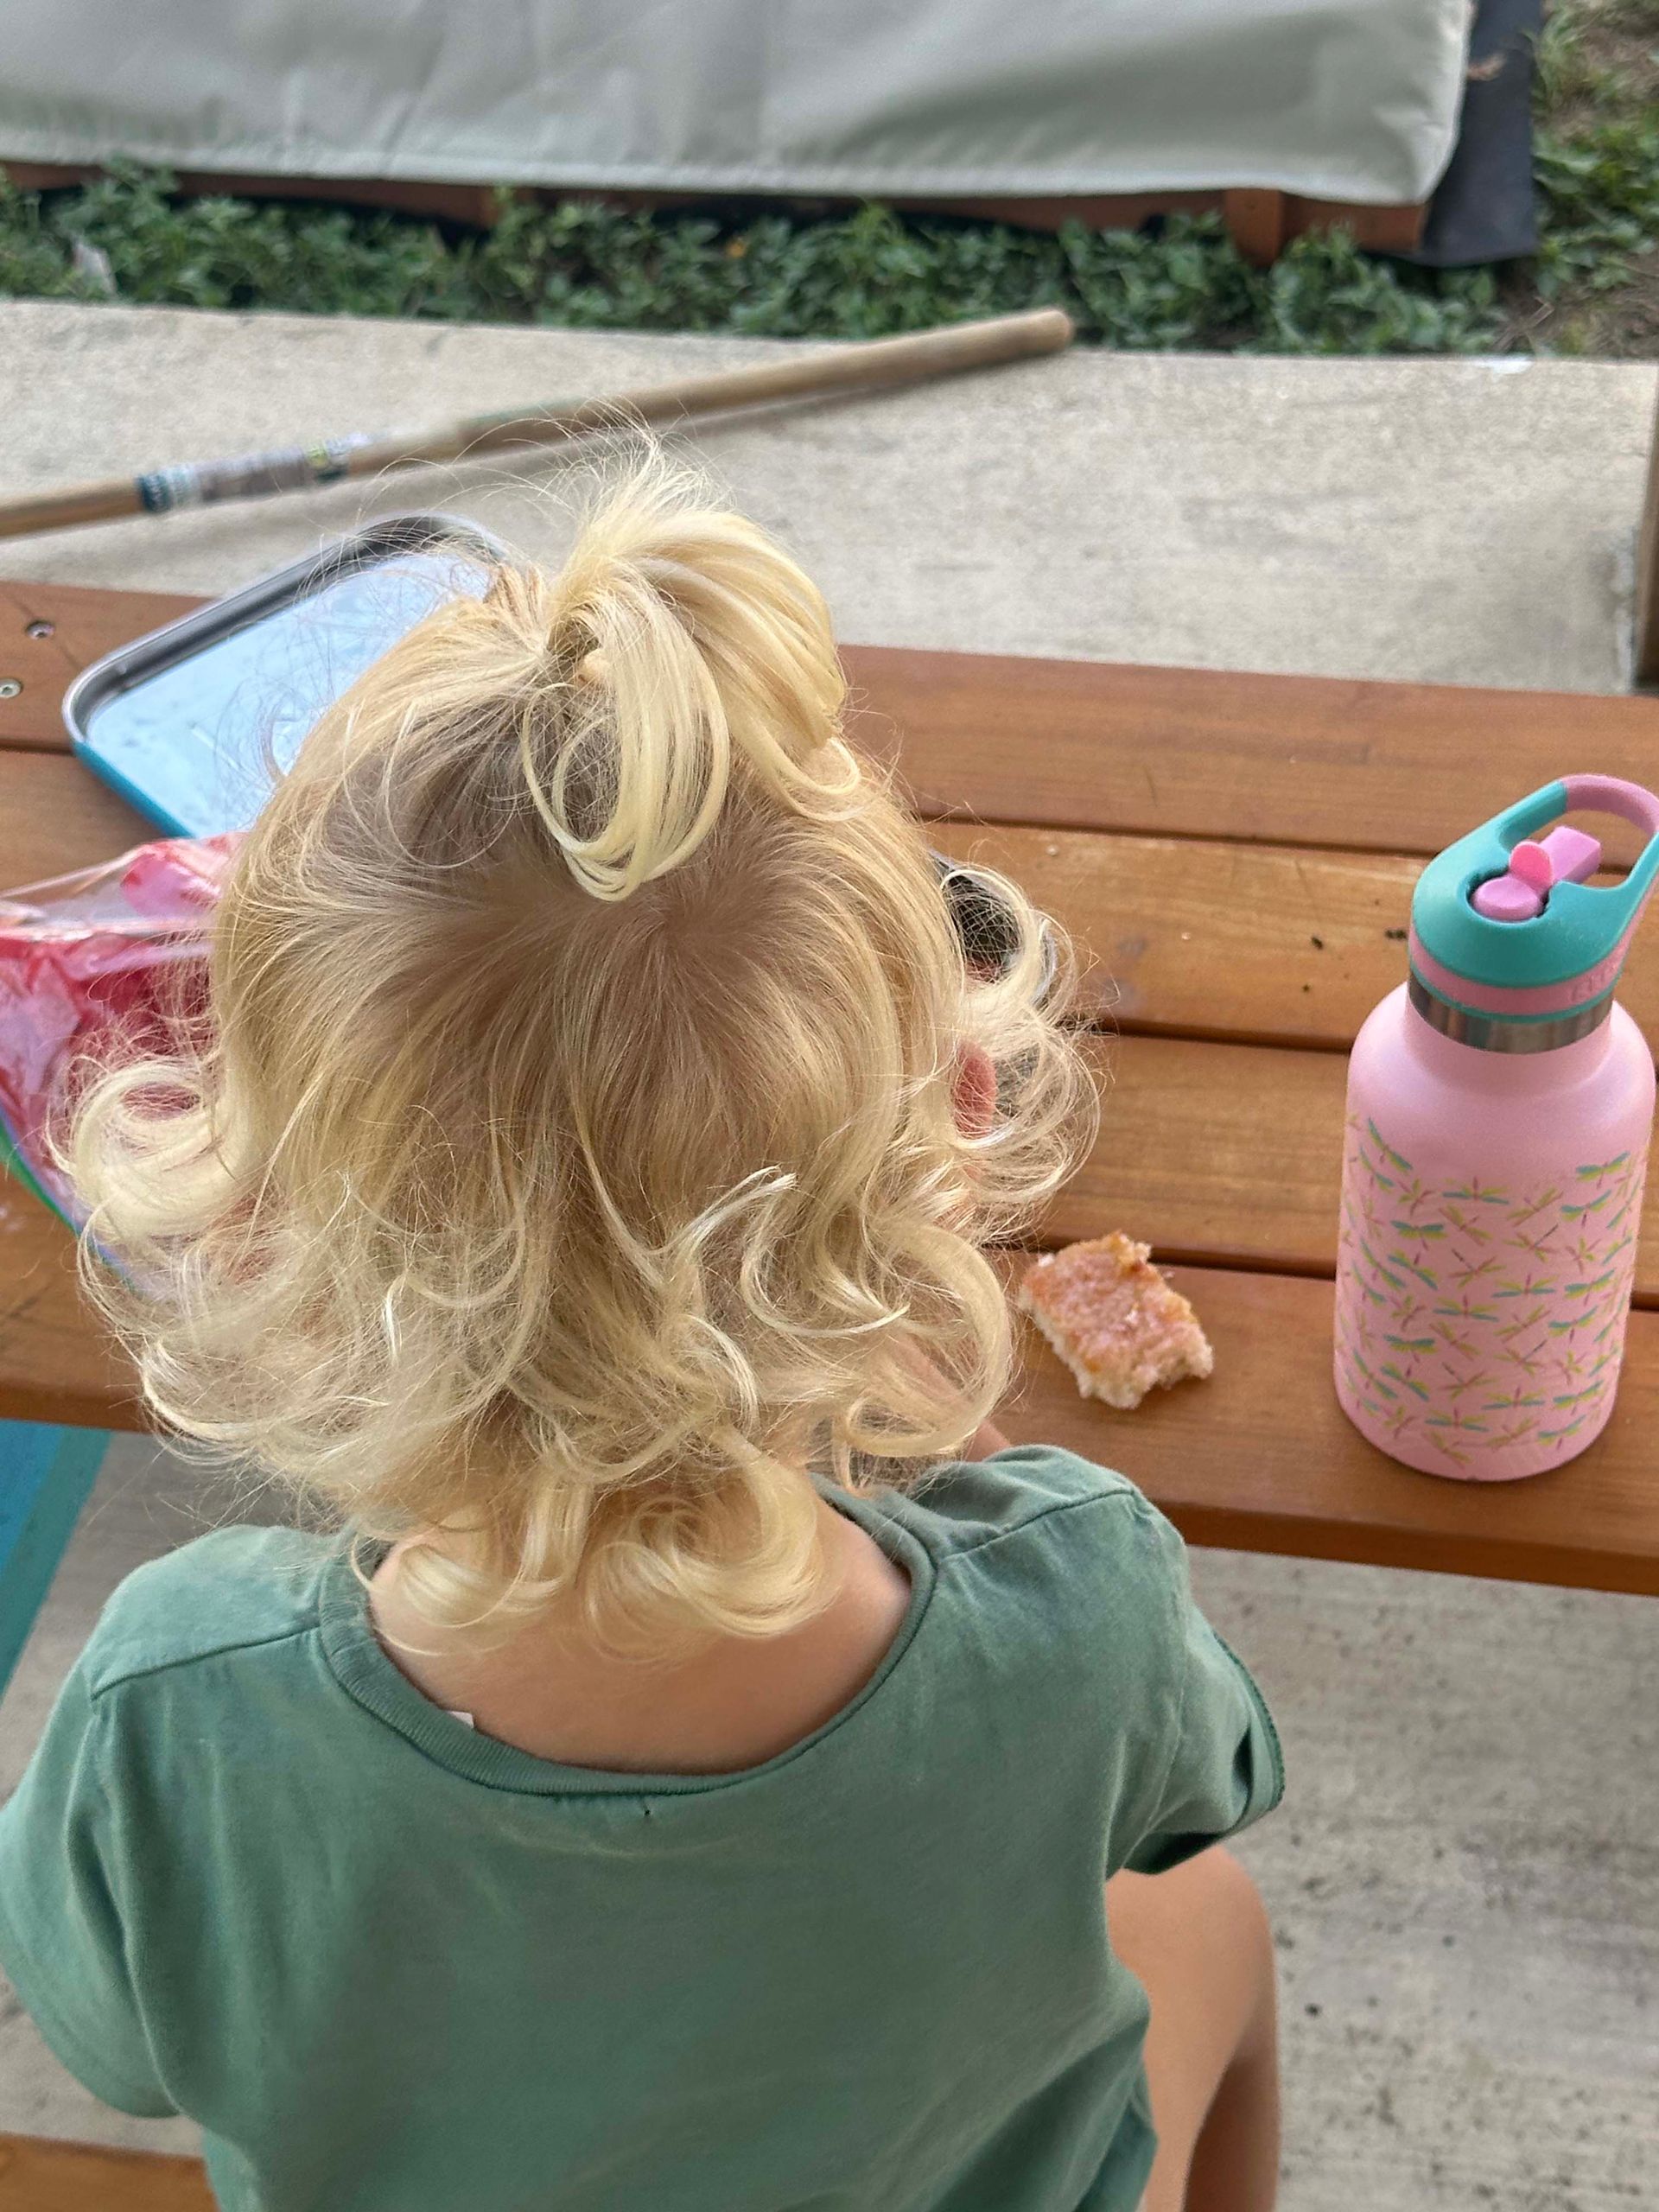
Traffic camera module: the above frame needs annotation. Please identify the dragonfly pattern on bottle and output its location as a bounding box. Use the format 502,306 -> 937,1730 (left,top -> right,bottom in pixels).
1335,1115 -> 1646,1474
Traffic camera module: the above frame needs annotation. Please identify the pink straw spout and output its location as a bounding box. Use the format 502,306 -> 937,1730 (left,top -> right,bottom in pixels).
1471,822 -> 1602,924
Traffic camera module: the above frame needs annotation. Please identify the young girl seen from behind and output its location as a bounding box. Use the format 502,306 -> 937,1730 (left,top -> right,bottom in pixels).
0,465 -> 1282,2212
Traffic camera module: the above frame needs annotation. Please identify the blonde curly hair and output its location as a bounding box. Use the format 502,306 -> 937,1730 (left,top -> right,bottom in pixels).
62,461 -> 1094,1653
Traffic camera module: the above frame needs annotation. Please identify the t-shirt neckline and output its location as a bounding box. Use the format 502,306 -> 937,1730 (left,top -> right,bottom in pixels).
316,1484 -> 937,1797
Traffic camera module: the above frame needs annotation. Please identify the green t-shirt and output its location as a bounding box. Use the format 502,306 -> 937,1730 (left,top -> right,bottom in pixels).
0,1448 -> 1281,2212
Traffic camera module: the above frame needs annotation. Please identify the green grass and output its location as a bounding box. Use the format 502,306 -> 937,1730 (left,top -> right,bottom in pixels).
0,167 -> 1515,355
1534,121 -> 1659,296
0,2 -> 1655,358
1534,0 -> 1659,115
1522,0 -> 1659,352
1534,5 -> 1604,109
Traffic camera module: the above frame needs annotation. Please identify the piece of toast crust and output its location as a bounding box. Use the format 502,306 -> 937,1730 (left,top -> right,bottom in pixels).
1017,1233 -> 1214,1410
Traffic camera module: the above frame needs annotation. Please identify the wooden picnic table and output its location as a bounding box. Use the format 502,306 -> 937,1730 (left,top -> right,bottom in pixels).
5,578 -> 1659,1609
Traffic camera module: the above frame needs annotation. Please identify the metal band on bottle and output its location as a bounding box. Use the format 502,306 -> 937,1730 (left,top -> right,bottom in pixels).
1408,970 -> 1613,1053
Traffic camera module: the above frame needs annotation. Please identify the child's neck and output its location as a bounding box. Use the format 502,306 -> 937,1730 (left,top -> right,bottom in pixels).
367,1493 -> 912,1776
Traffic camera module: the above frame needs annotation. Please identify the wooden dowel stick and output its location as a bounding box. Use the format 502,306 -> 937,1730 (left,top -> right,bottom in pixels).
0,309 -> 1074,544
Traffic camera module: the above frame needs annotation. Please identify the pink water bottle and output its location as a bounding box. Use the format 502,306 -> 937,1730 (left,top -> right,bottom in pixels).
1336,775 -> 1659,1480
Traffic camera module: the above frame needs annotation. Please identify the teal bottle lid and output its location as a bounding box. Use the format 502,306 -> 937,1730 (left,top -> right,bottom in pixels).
1412,776 -> 1659,1025
1415,774 -> 1659,990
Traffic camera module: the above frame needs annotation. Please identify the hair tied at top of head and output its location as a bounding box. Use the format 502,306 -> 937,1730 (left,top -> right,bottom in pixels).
510,461 -> 860,904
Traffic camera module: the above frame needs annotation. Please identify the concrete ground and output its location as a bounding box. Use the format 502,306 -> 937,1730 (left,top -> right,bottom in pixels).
0,302 -> 1655,690
1,304 -> 1657,2205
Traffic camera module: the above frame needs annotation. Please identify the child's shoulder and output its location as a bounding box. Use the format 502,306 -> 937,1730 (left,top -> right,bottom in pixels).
887,1445 -> 1158,1560
81,1525 -> 337,1700
878,1446 -> 1192,1687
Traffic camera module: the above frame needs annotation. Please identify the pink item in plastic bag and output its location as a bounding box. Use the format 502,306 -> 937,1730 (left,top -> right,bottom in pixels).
0,834 -> 239,1232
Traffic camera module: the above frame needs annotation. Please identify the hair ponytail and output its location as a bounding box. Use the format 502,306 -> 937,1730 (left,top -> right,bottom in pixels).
499,466 -> 862,900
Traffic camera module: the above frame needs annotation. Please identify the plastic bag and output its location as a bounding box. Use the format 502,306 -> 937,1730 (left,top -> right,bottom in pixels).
0,834 -> 238,1233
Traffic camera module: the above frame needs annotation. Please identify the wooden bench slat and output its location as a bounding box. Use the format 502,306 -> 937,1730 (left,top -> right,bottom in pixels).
15,750 -> 1659,1065
943,821 -> 1659,1043
10,583 -> 1659,859
0,580 -> 202,750
0,744 -> 157,887
6,993 -> 1659,1429
845,644 -> 1659,858
4,1176 -> 1653,1592
18,1020 -> 1656,1344
1060,1034 -> 1349,1274
0,2132 -> 215,2212
936,819 -> 1421,1046
0,1189 -> 138,1429
3,757 -> 1420,1049
5,1042 -> 1348,1434
1063,1034 -> 1659,1305
1005,1263 -> 1659,1596
11,1030 -> 1649,1330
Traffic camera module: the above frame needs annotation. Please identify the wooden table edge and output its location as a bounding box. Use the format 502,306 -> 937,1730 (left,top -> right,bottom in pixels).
1144,1502 -> 1658,1598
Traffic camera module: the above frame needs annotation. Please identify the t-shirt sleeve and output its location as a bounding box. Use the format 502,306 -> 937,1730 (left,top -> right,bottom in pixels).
0,1655 -> 175,2116
1116,1502 -> 1285,1876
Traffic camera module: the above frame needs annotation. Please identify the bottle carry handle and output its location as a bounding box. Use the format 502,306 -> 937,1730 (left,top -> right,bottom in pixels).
1559,773 -> 1659,841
